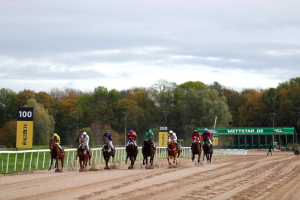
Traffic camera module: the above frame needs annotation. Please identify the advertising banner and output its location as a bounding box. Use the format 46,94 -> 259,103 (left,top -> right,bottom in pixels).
16,107 -> 34,148
159,125 -> 168,147
197,127 -> 294,135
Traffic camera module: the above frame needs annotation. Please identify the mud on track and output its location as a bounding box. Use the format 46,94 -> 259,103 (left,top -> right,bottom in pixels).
1,151 -> 300,200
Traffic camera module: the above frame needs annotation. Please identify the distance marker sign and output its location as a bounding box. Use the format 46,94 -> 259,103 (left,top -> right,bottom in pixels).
16,107 -> 33,148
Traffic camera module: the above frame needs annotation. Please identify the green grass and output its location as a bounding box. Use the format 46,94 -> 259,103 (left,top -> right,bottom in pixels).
0,147 -> 192,174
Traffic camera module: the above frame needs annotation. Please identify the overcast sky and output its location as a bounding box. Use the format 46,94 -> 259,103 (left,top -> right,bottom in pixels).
1,0 -> 300,93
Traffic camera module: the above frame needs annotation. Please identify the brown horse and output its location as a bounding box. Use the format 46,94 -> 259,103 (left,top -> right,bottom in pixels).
191,136 -> 202,164
142,136 -> 156,166
125,138 -> 138,169
102,137 -> 115,169
49,139 -> 65,172
78,139 -> 92,171
203,135 -> 213,163
167,137 -> 181,165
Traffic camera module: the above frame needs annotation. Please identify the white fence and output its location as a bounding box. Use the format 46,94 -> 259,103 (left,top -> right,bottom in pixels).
0,147 -> 248,174
0,147 -> 193,174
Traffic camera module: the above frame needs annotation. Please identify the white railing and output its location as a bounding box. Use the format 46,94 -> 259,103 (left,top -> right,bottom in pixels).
0,147 -> 193,174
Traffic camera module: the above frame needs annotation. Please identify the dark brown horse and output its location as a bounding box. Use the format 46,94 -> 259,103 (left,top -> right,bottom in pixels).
102,137 -> 115,169
49,139 -> 65,172
191,136 -> 202,164
125,138 -> 138,169
78,139 -> 92,171
167,136 -> 181,165
142,136 -> 156,166
203,135 -> 213,163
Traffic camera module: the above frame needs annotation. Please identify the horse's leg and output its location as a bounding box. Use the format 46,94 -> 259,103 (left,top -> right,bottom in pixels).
173,152 -> 176,164
61,154 -> 64,171
48,156 -> 53,171
168,153 -> 170,164
198,153 -> 200,164
112,152 -> 115,163
55,158 -> 59,171
125,155 -> 128,164
203,151 -> 205,161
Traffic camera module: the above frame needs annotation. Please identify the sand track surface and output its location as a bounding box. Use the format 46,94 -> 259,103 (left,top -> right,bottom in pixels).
1,151 -> 300,200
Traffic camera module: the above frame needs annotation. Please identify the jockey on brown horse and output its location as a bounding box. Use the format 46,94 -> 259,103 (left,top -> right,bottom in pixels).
167,130 -> 180,151
142,129 -> 156,166
78,139 -> 92,170
76,132 -> 90,159
167,131 -> 181,165
202,128 -> 213,162
126,130 -> 138,169
191,130 -> 202,164
102,130 -> 115,169
49,133 -> 65,171
202,128 -> 213,147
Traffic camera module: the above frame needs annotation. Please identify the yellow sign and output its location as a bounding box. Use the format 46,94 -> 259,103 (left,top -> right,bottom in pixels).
159,132 -> 168,147
16,107 -> 34,148
16,121 -> 33,148
213,135 -> 218,146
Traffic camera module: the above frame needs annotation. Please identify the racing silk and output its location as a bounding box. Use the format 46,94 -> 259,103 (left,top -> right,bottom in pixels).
145,132 -> 154,141
202,131 -> 211,140
103,133 -> 113,141
167,133 -> 177,142
51,135 -> 61,144
191,133 -> 201,141
81,135 -> 89,146
127,131 -> 137,141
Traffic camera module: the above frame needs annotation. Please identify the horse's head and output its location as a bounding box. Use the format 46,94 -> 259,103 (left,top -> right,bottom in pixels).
80,139 -> 85,150
194,136 -> 198,142
49,139 -> 54,150
129,138 -> 134,146
148,137 -> 153,144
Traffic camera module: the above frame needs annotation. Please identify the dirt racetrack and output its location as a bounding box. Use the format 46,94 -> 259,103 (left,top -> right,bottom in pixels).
1,150 -> 300,200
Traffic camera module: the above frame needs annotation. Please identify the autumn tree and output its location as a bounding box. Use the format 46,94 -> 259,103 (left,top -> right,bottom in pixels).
183,88 -> 232,139
27,98 -> 55,145
0,121 -> 17,148
149,79 -> 177,107
0,88 -> 17,127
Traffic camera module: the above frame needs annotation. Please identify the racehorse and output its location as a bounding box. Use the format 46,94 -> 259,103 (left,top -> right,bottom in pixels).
78,139 -> 92,171
102,137 -> 115,169
167,136 -> 181,165
203,135 -> 213,163
125,138 -> 138,169
191,136 -> 202,164
142,135 -> 156,166
48,139 -> 65,172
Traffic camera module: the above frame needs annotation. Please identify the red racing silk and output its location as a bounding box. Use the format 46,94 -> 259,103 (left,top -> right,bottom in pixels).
191,133 -> 201,141
202,131 -> 211,139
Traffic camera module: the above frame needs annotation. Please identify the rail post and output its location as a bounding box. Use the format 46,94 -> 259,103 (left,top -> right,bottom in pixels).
22,153 -> 26,172
6,153 -> 9,174
29,152 -> 33,171
42,152 -> 46,169
14,153 -> 18,172
36,151 -> 39,170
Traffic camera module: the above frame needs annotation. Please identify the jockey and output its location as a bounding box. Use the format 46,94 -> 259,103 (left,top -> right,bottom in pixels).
76,132 -> 83,144
191,130 -> 201,147
145,129 -> 155,147
76,132 -> 89,157
81,132 -> 90,153
102,130 -> 115,152
51,133 -> 64,154
126,130 -> 137,147
167,130 -> 179,150
202,128 -> 212,146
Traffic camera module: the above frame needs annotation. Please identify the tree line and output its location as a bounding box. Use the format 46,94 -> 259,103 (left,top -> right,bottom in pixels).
1,77 -> 300,148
